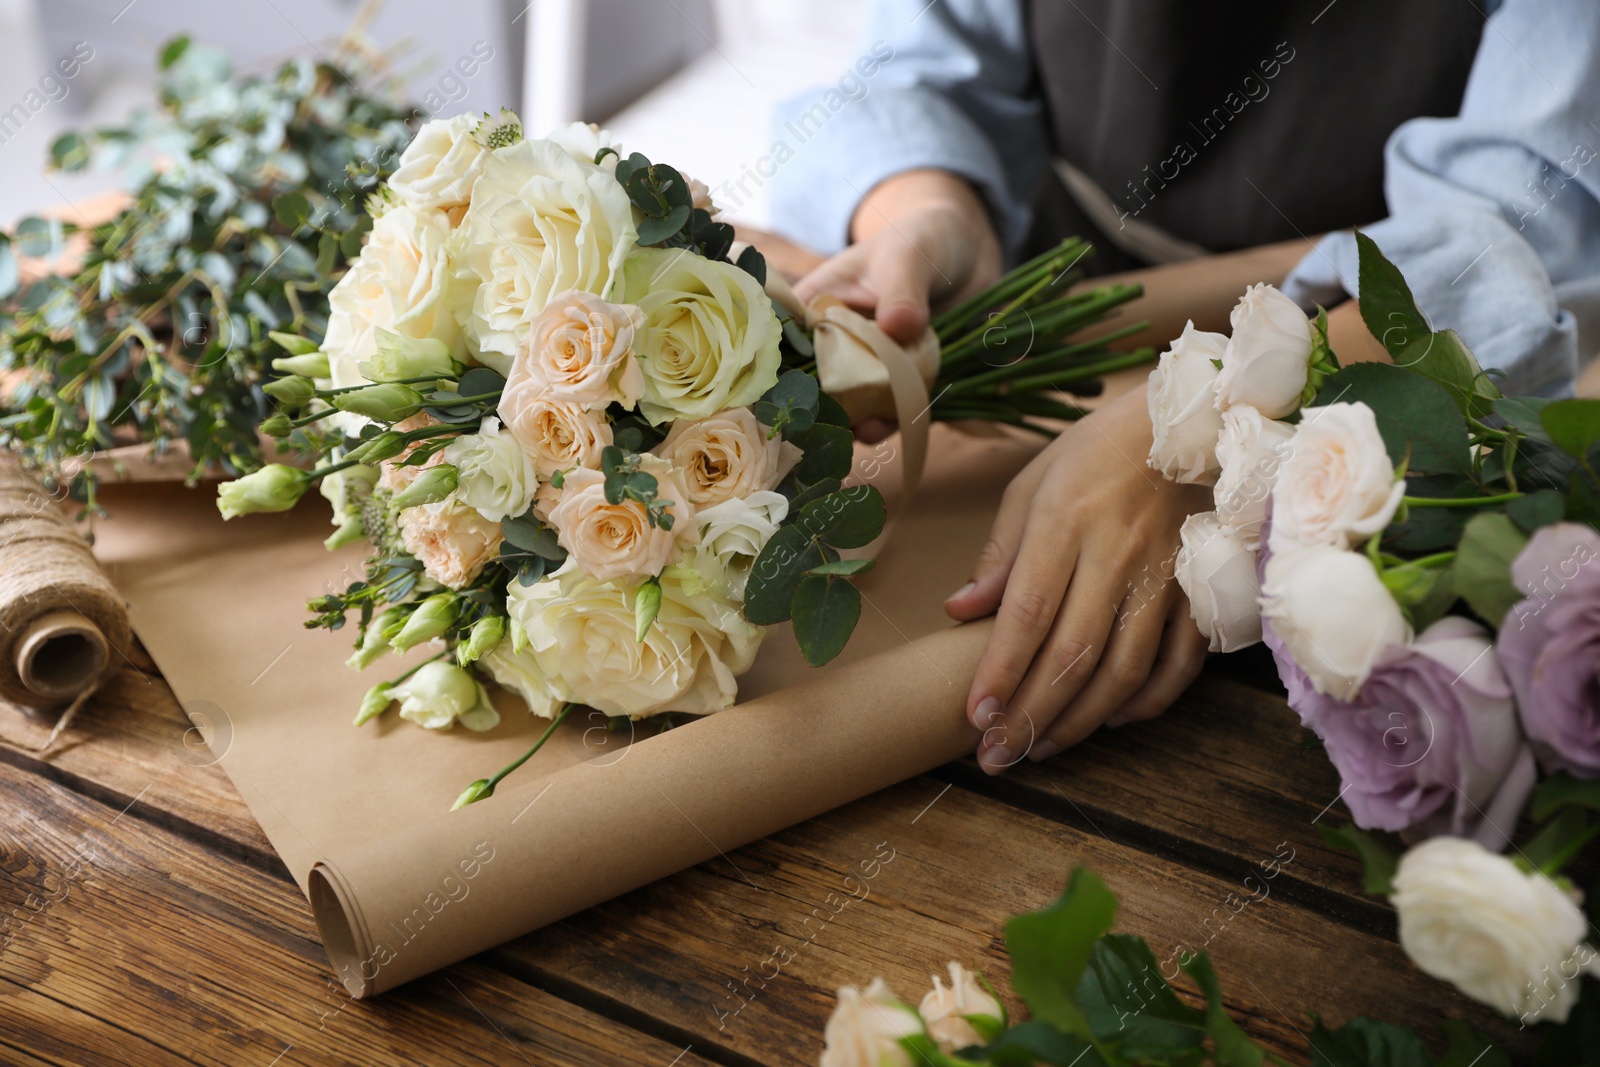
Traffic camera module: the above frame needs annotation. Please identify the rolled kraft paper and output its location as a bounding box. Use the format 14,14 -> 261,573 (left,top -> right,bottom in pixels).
0,455 -> 130,708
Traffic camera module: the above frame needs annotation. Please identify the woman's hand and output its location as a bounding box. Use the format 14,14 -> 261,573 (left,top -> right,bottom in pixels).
944,384 -> 1214,772
794,168 -> 1003,348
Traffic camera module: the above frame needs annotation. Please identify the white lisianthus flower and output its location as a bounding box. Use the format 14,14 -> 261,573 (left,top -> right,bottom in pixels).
1174,512 -> 1262,653
918,964 -> 1002,1054
443,417 -> 538,522
1213,405 -> 1295,547
398,499 -> 503,589
1268,402 -> 1405,556
544,120 -> 620,170
387,114 -> 489,213
652,407 -> 801,508
1214,283 -> 1314,418
1261,544 -> 1411,700
548,459 -> 697,584
512,290 -> 645,410
623,248 -> 783,424
323,205 -> 460,393
692,491 -> 789,598
388,661 -> 500,731
1392,837 -> 1600,1024
449,139 -> 637,371
480,643 -> 562,718
504,564 -> 762,717
359,329 -> 459,384
820,978 -> 924,1067
1146,321 -> 1227,484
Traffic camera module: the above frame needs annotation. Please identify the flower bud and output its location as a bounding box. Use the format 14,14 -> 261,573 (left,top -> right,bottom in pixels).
333,383 -> 426,422
390,594 -> 457,652
262,375 -> 317,407
634,577 -> 662,642
270,351 -> 331,378
324,515 -> 366,550
359,329 -> 459,383
390,661 -> 499,731
451,778 -> 493,810
354,682 -> 394,725
347,609 -> 401,669
391,464 -> 460,509
260,413 -> 293,438
457,615 -> 506,665
348,431 -> 408,465
216,464 -> 312,519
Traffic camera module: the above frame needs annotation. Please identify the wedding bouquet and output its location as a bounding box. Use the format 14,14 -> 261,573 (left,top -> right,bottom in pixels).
1147,234 -> 1600,1037
219,109 -> 1153,806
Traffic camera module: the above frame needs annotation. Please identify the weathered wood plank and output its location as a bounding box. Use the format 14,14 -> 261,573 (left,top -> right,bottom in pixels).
0,762 -> 719,1067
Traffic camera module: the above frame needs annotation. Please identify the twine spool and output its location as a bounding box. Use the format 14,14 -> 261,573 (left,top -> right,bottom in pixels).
0,454 -> 130,717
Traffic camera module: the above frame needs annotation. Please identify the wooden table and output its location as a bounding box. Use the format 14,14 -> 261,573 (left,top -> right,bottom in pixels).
0,634 -> 1530,1066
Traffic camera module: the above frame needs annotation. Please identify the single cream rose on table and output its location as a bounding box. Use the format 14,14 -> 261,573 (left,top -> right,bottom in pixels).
652,406 -> 801,508
622,247 -> 783,424
820,978 -> 924,1067
1146,320 -> 1228,485
1213,283 -> 1315,419
515,290 -> 645,410
449,138 -> 637,370
1267,401 -> 1405,556
547,457 -> 697,584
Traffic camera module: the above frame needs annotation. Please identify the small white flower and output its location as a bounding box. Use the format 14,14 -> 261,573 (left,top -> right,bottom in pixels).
389,661 -> 499,731
918,963 -> 1002,1053
820,978 -> 924,1067
1214,284 -> 1314,418
1174,512 -> 1262,653
1261,544 -> 1411,700
1146,321 -> 1227,485
443,417 -> 538,523
1212,404 -> 1295,547
692,491 -> 789,598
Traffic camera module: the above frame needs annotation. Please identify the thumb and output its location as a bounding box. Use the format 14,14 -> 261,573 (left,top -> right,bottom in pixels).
867,240 -> 935,346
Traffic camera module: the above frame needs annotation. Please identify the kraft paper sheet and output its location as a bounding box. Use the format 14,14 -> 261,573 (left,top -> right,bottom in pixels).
91,426 -> 1039,997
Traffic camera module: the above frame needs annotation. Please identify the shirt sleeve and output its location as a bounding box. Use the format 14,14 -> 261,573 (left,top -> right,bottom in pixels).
1281,0 -> 1600,398
766,0 -> 1048,257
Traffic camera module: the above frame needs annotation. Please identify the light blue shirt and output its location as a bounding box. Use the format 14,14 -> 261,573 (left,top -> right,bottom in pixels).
769,0 -> 1597,397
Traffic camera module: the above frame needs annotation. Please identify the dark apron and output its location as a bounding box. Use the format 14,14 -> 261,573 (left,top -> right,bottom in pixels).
1023,0 -> 1486,272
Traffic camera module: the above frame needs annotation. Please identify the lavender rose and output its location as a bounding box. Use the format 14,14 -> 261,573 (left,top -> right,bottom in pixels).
1498,522 -> 1600,776
1306,616 -> 1536,851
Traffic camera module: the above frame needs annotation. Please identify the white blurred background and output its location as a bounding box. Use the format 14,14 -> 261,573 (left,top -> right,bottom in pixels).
0,0 -> 867,229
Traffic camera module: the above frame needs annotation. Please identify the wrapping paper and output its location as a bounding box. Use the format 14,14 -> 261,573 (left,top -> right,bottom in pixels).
91,425 -> 1041,996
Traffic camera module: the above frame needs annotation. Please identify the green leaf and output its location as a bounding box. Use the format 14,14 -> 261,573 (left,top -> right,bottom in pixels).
1542,398 -> 1600,466
977,1022 -> 1103,1067
1180,953 -> 1265,1067
1521,807 -> 1600,876
159,35 -> 192,70
796,486 -> 887,550
1436,1020 -> 1510,1067
806,558 -> 875,578
1532,773 -> 1600,822
1316,823 -> 1399,896
736,245 -> 767,286
1532,978 -> 1600,1066
272,191 -> 311,229
1394,329 -> 1500,419
636,203 -> 691,245
1077,934 -> 1205,1061
1494,396 -> 1553,445
1506,488 -> 1566,533
1314,362 -> 1473,479
457,366 -> 506,398
789,422 -> 854,482
14,216 -> 55,257
1004,867 -> 1119,1040
1453,512 -> 1530,629
743,525 -> 826,625
49,131 -> 90,172
1309,1016 -> 1434,1067
0,241 -> 17,299
501,513 -> 565,560
791,575 -> 861,666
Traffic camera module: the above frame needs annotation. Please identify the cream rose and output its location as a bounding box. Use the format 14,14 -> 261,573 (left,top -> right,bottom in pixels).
512,290 -> 645,410
820,978 -> 923,1067
1392,837 -> 1600,1024
652,407 -> 800,508
1146,321 -> 1227,484
388,661 -> 500,731
1174,512 -> 1262,653
387,114 -> 488,213
691,491 -> 788,598
480,643 -> 562,718
449,138 -> 637,370
548,459 -> 697,584
544,120 -> 620,170
323,205 -> 459,391
1261,545 -> 1411,700
623,248 -> 783,424
1268,402 -> 1405,556
918,963 -> 1002,1054
504,565 -> 762,717
1213,283 -> 1314,418
398,499 -> 503,589
442,416 -> 538,522
498,391 -> 613,480
1213,404 -> 1295,547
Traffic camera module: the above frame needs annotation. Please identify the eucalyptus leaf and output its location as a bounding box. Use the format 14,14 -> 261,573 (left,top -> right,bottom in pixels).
790,575 -> 860,666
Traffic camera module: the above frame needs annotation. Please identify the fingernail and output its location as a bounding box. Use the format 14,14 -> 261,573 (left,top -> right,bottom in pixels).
1104,715 -> 1129,730
971,696 -> 1000,729
978,743 -> 1014,775
1029,741 -> 1061,762
946,581 -> 976,603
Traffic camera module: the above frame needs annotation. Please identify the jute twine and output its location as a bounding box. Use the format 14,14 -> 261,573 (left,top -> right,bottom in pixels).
0,453 -> 131,748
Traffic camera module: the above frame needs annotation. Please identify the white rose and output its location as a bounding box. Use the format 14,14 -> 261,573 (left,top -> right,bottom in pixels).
1261,545 -> 1411,700
544,120 -> 620,170
1213,405 -> 1295,547
1214,283 -> 1314,418
480,643 -> 562,718
450,139 -> 637,370
1174,512 -> 1262,653
1268,402 -> 1405,556
548,459 -> 697,584
1146,321 -> 1227,484
820,978 -> 924,1067
387,114 -> 489,213
504,565 -> 762,717
512,290 -> 645,410
623,248 -> 783,424
324,205 -> 459,391
499,392 -> 613,480
1392,837 -> 1600,1024
652,407 -> 801,508
389,661 -> 499,731
918,963 -> 1002,1054
692,491 -> 788,598
442,417 -> 538,522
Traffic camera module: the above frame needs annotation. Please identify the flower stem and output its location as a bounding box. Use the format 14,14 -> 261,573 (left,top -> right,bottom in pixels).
1402,491 -> 1524,508
483,703 -> 573,794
